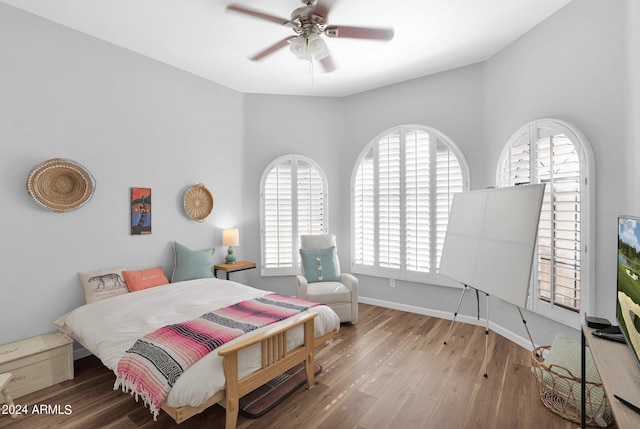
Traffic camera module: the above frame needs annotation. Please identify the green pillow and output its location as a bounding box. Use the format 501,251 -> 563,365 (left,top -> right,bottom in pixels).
300,246 -> 339,283
171,241 -> 214,282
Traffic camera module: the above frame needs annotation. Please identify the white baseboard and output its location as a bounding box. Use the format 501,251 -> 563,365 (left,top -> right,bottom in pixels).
358,296 -> 536,351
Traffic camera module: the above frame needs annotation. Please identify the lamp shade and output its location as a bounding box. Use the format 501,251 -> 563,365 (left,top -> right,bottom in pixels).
222,228 -> 239,247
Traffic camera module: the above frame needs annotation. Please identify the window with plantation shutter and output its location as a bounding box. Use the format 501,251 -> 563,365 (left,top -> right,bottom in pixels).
496,119 -> 594,328
261,155 -> 328,276
352,125 -> 469,284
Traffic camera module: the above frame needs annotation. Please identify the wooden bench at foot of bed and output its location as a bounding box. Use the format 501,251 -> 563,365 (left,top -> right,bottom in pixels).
160,311 -> 337,429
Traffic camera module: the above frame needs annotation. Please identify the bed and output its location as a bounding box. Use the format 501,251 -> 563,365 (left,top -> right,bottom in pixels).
54,277 -> 340,428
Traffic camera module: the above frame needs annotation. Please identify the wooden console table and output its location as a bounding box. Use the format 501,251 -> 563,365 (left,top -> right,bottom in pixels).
581,324 -> 640,428
214,261 -> 256,280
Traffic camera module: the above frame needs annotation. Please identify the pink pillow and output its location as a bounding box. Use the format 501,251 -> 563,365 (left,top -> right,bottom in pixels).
123,266 -> 169,292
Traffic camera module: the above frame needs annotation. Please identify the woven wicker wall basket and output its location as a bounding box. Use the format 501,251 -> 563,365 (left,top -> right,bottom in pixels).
184,183 -> 214,222
26,158 -> 96,213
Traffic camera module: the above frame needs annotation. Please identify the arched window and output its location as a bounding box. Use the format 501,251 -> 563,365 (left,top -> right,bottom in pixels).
351,125 -> 469,284
260,154 -> 328,276
496,119 -> 594,327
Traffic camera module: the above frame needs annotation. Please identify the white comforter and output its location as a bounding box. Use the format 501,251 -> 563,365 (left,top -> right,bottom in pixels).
55,278 -> 340,408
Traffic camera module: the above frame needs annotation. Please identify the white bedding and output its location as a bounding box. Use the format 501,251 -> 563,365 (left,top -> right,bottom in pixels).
55,278 -> 340,408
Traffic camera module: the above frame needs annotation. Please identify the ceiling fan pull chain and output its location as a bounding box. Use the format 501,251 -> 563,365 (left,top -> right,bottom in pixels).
310,59 -> 314,84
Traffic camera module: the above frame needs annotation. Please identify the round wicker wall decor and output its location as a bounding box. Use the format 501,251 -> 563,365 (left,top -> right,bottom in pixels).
184,183 -> 214,222
26,158 -> 96,212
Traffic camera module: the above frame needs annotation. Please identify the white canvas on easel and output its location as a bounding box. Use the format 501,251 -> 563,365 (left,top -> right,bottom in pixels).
439,184 -> 545,308
439,184 -> 545,376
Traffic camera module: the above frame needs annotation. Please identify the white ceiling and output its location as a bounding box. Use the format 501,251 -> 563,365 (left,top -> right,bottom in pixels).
2,0 -> 572,97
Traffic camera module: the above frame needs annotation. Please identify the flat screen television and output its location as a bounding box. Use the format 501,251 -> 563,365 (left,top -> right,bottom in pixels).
617,215 -> 640,369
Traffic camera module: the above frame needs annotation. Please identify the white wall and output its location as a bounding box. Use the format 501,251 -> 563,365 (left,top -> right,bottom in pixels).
0,4 -> 245,346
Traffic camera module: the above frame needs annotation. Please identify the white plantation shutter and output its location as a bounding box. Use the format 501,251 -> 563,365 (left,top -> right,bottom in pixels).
499,131 -> 530,186
435,140 -> 464,269
352,125 -> 469,283
405,130 -> 431,272
263,160 -> 293,269
496,119 -> 593,327
379,132 -> 401,269
536,130 -> 581,310
261,155 -> 328,276
354,149 -> 375,266
297,160 -> 325,237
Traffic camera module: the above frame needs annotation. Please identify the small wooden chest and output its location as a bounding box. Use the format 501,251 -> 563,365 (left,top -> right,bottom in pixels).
0,332 -> 74,400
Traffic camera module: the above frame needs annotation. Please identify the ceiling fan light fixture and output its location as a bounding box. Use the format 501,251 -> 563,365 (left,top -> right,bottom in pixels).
289,35 -> 307,58
306,33 -> 329,60
289,34 -> 329,61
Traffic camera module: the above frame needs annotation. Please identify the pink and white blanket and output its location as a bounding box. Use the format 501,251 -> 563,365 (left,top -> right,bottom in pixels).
113,293 -> 319,418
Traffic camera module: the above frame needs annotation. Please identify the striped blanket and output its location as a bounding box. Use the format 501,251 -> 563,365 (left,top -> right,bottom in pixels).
113,293 -> 319,419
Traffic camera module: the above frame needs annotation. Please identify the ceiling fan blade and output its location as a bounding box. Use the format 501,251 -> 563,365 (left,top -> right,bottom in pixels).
226,4 -> 291,26
319,54 -> 336,73
324,25 -> 394,40
249,36 -> 297,61
311,0 -> 337,23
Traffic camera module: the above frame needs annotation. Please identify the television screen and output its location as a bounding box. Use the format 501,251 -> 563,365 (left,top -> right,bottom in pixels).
617,215 -> 640,369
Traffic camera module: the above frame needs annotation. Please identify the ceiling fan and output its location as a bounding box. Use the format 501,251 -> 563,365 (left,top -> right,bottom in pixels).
226,0 -> 394,73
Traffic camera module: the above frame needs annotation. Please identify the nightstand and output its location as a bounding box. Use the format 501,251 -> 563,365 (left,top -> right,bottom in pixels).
214,261 -> 256,280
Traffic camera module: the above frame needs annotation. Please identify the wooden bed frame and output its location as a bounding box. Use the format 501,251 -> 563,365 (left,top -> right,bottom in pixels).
161,311 -> 337,429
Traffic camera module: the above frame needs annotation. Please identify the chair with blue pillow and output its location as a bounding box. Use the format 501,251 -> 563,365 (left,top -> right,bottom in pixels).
296,235 -> 358,323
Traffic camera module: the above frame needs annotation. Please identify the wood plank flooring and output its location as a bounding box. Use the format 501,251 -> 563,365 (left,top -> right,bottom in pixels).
1,304 -> 612,428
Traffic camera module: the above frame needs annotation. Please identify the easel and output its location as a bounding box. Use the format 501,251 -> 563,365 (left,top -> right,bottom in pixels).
443,284 -> 535,377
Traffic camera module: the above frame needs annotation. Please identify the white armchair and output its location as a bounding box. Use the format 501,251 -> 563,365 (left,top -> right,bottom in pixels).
295,235 -> 358,323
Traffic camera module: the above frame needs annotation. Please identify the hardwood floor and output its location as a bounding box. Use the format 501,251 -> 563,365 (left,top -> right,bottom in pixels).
1,304 -> 610,429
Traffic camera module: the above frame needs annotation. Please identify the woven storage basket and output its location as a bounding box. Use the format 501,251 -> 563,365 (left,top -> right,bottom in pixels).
531,345 -> 612,427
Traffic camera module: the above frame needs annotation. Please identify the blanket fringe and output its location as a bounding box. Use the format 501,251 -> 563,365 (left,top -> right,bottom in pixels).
114,373 -> 161,420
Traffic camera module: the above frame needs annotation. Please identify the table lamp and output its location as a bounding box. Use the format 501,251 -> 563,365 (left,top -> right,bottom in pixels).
222,228 -> 239,264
